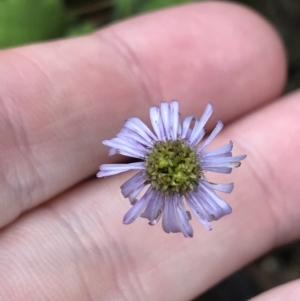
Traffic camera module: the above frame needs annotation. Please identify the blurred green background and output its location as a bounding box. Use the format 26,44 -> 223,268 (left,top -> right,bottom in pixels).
1,1 -> 299,300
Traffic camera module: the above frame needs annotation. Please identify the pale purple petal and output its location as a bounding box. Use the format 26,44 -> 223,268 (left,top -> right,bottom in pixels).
149,203 -> 164,226
100,162 -> 145,171
202,166 -> 232,174
186,210 -> 192,221
103,139 -> 146,159
162,196 -> 180,233
197,120 -> 224,153
117,149 -> 146,159
160,101 -> 171,140
128,183 -> 146,204
185,192 -> 212,230
174,196 -> 193,237
189,103 -> 213,146
105,137 -> 148,153
169,100 -> 179,140
97,162 -> 145,178
123,187 -> 154,224
201,161 -> 241,169
190,189 -> 225,221
124,117 -> 157,141
190,128 -> 206,147
141,191 -> 163,221
177,112 -> 182,137
120,123 -> 155,147
202,181 -> 234,194
120,170 -> 145,197
201,141 -> 233,158
189,190 -> 213,217
108,148 -> 118,156
181,116 -> 196,139
201,155 -> 247,168
167,209 -> 181,233
120,171 -> 144,191
199,182 -> 232,217
150,106 -> 165,141
203,152 -> 233,160
185,129 -> 192,140
118,128 -> 153,148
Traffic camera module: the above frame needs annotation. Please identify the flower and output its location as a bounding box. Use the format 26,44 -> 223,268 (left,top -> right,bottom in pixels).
97,101 -> 246,237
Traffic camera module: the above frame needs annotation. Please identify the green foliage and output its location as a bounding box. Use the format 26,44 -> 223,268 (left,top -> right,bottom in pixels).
0,0 -> 203,48
65,21 -> 96,37
114,0 -> 196,20
0,0 -> 66,48
141,0 -> 194,11
114,0 -> 137,19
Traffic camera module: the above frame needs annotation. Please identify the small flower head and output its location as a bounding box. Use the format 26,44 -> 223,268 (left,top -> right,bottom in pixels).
97,101 -> 246,237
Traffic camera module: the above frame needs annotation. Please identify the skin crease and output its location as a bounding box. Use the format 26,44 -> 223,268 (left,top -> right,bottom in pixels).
1,1 -> 300,301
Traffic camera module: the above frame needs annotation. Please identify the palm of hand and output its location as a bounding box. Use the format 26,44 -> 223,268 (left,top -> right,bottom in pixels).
1,3 -> 299,301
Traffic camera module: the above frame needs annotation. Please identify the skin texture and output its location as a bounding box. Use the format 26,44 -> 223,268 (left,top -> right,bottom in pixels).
1,1 -> 299,300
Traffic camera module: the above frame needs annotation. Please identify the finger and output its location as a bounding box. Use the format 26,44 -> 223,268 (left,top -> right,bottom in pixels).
0,2 -> 286,228
250,280 -> 300,301
1,89 -> 300,301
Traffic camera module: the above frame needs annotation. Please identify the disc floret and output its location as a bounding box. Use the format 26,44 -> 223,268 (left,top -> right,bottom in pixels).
144,140 -> 201,195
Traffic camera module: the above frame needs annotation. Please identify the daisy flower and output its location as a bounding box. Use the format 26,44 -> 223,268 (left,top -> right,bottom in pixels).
97,101 -> 246,237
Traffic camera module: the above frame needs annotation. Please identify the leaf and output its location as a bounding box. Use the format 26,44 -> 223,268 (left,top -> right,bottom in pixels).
0,0 -> 66,48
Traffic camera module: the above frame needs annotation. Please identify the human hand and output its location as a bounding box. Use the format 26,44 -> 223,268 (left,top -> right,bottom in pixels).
1,2 -> 299,300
